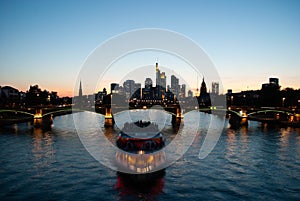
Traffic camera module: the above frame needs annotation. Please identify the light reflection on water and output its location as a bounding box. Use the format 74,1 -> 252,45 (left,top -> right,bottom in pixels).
0,112 -> 299,200
31,127 -> 55,174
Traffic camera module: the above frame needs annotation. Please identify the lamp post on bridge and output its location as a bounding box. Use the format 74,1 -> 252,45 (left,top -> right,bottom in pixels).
282,97 -> 286,108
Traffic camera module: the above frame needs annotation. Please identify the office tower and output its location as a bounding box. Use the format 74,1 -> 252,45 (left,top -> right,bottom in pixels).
155,62 -> 166,99
180,84 -> 186,98
145,78 -> 152,89
171,75 -> 179,97
212,82 -> 219,95
123,80 -> 135,99
188,90 -> 193,97
156,62 -> 160,87
110,83 -> 119,94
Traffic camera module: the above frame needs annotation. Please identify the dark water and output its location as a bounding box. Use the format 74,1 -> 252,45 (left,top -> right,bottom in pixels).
0,112 -> 300,200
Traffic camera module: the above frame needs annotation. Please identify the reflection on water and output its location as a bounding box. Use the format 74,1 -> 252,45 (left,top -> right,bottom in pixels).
226,129 -> 237,158
0,113 -> 300,200
115,170 -> 165,201
32,127 -> 55,173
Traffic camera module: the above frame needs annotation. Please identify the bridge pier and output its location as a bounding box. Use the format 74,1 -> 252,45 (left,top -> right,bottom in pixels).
229,115 -> 248,128
172,115 -> 182,126
171,108 -> 183,126
104,107 -> 114,127
33,108 -> 53,127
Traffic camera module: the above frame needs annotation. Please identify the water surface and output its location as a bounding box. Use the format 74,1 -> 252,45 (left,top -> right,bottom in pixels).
0,112 -> 299,200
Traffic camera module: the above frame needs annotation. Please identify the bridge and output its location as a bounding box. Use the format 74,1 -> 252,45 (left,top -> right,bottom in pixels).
0,103 -> 184,128
221,106 -> 299,128
1,104 -> 299,128
0,106 -> 75,127
98,104 -> 184,127
101,104 -> 298,128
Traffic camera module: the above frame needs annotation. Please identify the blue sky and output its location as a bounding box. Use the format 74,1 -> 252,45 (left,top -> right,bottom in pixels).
0,0 -> 299,96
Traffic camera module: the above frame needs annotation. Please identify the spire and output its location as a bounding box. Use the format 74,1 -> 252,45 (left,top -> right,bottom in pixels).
200,76 -> 207,95
79,80 -> 83,97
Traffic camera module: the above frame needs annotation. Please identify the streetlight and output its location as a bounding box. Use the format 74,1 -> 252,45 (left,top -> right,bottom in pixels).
282,97 -> 286,107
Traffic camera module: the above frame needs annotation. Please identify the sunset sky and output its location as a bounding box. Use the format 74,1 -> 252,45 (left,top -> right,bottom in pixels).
1,0 -> 299,97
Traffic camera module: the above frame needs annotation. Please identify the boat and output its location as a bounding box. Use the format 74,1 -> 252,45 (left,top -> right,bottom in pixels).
115,120 -> 166,174
116,120 -> 165,153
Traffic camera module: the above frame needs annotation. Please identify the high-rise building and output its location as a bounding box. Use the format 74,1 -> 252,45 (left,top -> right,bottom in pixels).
95,88 -> 107,102
143,78 -> 154,100
188,90 -> 193,97
180,84 -> 186,98
171,75 -> 179,97
111,83 -> 119,94
212,82 -> 219,95
123,80 -> 135,99
156,62 -> 160,87
160,72 -> 166,89
155,62 -> 166,99
145,78 -> 152,89
134,83 -> 141,99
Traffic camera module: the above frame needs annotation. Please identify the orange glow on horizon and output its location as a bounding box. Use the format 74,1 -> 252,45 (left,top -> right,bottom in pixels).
2,76 -> 300,98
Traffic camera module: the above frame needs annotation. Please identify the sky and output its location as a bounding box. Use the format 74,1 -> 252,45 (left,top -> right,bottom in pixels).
0,0 -> 299,97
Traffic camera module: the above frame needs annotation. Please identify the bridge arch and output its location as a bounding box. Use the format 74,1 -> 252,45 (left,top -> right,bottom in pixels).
198,107 -> 242,117
0,109 -> 35,117
42,108 -> 75,117
247,109 -> 293,117
112,108 -> 178,118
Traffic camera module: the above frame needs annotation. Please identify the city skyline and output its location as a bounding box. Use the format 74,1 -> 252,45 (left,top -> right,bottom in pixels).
2,59 -> 298,99
1,1 -> 300,96
0,72 -> 296,100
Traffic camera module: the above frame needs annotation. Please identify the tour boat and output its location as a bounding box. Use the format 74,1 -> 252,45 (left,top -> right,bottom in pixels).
115,120 -> 166,174
116,120 -> 165,153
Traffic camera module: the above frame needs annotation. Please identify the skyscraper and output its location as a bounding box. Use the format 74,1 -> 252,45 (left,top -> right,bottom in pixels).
171,75 -> 179,97
145,78 -> 152,89
123,80 -> 135,99
180,84 -> 186,98
188,90 -> 193,97
156,62 -> 160,87
111,83 -> 119,94
160,72 -> 166,89
155,62 -> 166,99
212,82 -> 219,95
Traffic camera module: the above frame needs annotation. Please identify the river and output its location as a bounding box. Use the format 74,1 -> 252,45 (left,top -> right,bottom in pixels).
0,111 -> 299,200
